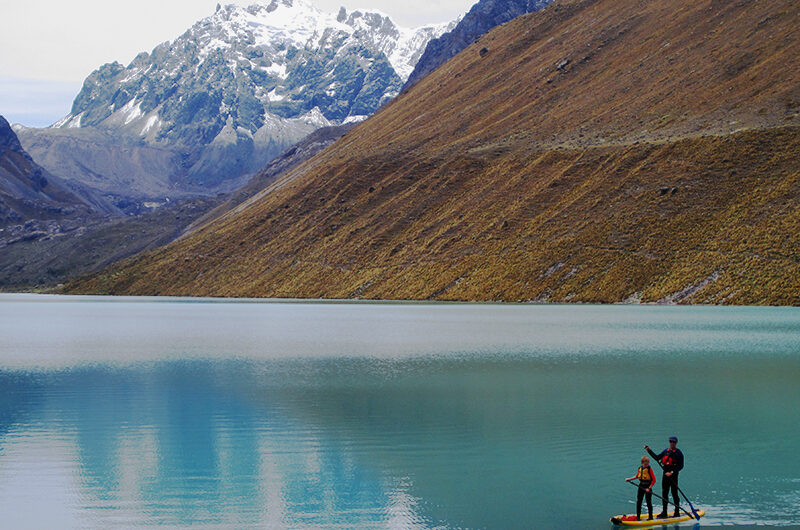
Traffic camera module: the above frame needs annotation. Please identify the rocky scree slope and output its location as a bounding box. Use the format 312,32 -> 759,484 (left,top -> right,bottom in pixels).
0,116 -> 106,238
27,0 -> 456,198
403,0 -> 553,91
66,0 -> 800,304
13,124 -> 191,215
0,197 -> 220,290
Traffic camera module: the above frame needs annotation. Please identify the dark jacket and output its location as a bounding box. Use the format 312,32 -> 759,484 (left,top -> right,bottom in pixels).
647,447 -> 684,475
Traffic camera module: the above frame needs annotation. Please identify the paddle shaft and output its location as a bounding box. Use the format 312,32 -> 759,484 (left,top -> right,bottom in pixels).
647,447 -> 700,519
625,480 -> 695,519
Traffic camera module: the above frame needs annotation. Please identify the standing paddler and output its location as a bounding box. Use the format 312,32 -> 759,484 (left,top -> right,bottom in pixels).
645,436 -> 684,518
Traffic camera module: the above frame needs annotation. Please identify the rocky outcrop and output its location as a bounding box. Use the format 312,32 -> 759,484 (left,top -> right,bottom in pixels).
403,0 -> 553,90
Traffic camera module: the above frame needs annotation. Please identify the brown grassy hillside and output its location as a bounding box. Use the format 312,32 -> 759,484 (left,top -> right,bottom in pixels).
66,0 -> 800,304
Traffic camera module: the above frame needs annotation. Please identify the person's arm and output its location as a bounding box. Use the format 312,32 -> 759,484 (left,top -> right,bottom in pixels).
626,467 -> 640,482
644,445 -> 663,462
648,467 -> 656,490
675,450 -> 684,473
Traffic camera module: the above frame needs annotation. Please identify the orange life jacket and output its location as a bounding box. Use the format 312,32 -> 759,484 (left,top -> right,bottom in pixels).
637,465 -> 654,483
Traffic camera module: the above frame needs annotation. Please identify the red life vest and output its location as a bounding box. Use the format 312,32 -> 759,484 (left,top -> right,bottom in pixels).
662,449 -> 677,467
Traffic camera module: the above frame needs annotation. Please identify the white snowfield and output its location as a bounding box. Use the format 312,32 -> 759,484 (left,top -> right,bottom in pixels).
209,0 -> 455,79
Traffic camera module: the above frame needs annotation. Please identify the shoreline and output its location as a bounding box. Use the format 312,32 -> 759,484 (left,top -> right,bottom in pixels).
1,291 -> 797,309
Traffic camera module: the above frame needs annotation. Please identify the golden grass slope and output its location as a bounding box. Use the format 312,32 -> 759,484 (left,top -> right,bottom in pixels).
66,0 -> 800,304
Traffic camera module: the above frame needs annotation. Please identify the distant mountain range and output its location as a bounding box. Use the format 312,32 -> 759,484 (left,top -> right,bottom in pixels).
404,0 -> 553,90
18,0 -> 457,208
1,0 -> 464,290
65,0 -> 800,305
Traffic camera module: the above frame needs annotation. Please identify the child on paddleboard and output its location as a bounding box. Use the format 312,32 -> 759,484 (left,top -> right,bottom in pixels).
626,456 -> 656,520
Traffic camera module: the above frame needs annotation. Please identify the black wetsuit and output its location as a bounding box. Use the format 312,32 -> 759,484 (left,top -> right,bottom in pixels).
647,446 -> 684,515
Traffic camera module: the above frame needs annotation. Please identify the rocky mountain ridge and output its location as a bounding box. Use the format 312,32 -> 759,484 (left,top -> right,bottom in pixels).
41,0 -> 456,191
403,0 -> 552,90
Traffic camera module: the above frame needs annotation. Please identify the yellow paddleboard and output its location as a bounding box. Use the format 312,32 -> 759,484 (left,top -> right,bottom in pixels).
610,510 -> 705,526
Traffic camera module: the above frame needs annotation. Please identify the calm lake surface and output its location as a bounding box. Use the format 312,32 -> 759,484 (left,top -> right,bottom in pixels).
1,294 -> 799,528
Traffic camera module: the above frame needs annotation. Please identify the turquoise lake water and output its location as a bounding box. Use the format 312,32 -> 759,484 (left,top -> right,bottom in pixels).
0,294 -> 799,528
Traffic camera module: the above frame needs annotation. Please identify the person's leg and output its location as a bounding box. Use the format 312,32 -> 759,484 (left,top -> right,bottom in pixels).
645,489 -> 653,519
671,476 -> 680,516
636,485 -> 645,519
658,476 -> 669,517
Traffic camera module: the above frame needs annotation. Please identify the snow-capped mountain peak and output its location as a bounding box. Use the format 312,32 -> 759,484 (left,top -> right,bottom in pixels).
53,0 -> 459,187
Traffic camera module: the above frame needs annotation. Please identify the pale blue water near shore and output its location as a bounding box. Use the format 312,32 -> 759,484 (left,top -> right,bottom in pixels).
1,294 -> 799,528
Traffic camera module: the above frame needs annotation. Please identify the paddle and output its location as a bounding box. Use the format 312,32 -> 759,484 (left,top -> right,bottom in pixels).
645,444 -> 701,520
624,479 -> 695,520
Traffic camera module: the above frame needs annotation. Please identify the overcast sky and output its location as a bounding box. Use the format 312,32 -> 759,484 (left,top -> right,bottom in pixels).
0,0 -> 473,127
